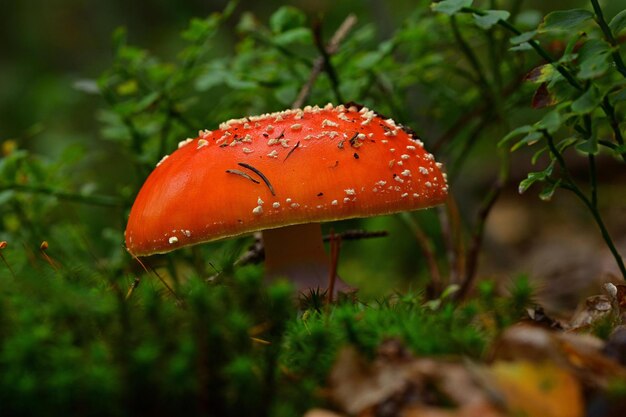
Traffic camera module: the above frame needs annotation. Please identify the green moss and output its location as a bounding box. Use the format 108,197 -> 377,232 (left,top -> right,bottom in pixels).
0,260 -> 533,416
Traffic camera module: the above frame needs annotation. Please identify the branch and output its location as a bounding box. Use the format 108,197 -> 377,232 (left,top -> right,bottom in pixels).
399,212 -> 443,297
455,176 -> 505,301
234,229 -> 388,267
590,0 -> 626,78
292,14 -> 357,109
543,131 -> 626,279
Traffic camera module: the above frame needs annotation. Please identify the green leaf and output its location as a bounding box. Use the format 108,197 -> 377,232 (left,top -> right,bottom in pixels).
539,9 -> 594,33
557,137 -> 581,153
575,140 -> 597,155
116,79 -> 138,96
273,27 -> 312,45
559,33 -> 584,64
609,9 -> 626,35
575,138 -> 598,155
614,144 -> 626,158
539,180 -> 560,201
578,57 -> 610,80
498,125 -> 533,147
577,39 -> 612,79
182,15 -> 220,42
571,86 -> 602,114
510,30 -> 536,44
111,27 -> 127,53
270,6 -> 306,33
511,130 -> 542,151
531,146 -> 548,164
524,64 -> 557,84
509,43 -> 533,52
431,0 -> 473,16
610,87 -> 626,104
133,92 -> 161,113
518,165 -> 553,194
535,110 -> 562,133
473,10 -> 510,29
578,38 -> 612,59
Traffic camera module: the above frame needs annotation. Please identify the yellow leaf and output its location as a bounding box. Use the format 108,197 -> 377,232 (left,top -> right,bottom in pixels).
490,361 -> 582,417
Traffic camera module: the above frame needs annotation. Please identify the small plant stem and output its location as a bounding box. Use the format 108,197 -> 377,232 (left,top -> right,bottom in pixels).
590,0 -> 626,78
39,241 -> 60,272
456,151 -> 509,301
462,7 -> 583,91
465,4 -> 626,158
0,183 -> 124,207
589,154 -> 598,207
399,212 -> 442,297
125,276 -> 141,300
601,96 -> 626,162
327,230 -> 341,304
151,267 -> 182,303
441,194 -> 465,286
293,14 -> 357,108
0,242 -> 16,280
312,20 -> 344,104
544,131 -> 626,279
450,15 -> 493,96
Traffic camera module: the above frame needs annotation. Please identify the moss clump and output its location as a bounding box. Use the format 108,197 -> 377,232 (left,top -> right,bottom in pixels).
0,265 -> 532,416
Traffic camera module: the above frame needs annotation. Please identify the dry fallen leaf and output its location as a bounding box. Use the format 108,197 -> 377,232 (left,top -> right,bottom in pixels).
569,295 -> 613,329
488,361 -> 583,417
303,409 -> 346,417
492,324 -> 626,387
401,402 -> 504,417
328,345 -> 412,415
329,340 -> 494,416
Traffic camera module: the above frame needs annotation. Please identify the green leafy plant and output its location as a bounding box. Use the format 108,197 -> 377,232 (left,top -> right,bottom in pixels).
431,0 -> 625,281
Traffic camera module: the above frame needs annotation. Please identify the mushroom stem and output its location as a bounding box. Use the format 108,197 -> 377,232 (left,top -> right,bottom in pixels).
262,223 -> 350,294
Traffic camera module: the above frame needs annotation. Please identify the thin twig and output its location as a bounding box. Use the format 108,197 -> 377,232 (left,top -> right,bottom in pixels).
327,230 -> 341,304
456,179 -> 505,301
234,229 -> 388,267
0,241 -> 16,280
324,229 -> 388,242
442,194 -> 465,286
292,14 -> 357,109
399,212 -> 442,297
238,162 -> 276,195
312,20 -> 344,104
543,131 -> 626,279
590,0 -> 626,78
283,141 -> 301,162
225,169 -> 261,184
151,267 -> 183,302
450,15 -> 492,95
39,241 -> 60,272
432,75 -> 524,153
125,277 -> 141,300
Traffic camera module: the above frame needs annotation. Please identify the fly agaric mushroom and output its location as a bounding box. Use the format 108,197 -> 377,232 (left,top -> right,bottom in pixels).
125,103 -> 448,293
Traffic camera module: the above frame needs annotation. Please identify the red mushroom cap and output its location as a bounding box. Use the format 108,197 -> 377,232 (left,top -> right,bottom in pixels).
125,104 -> 448,256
